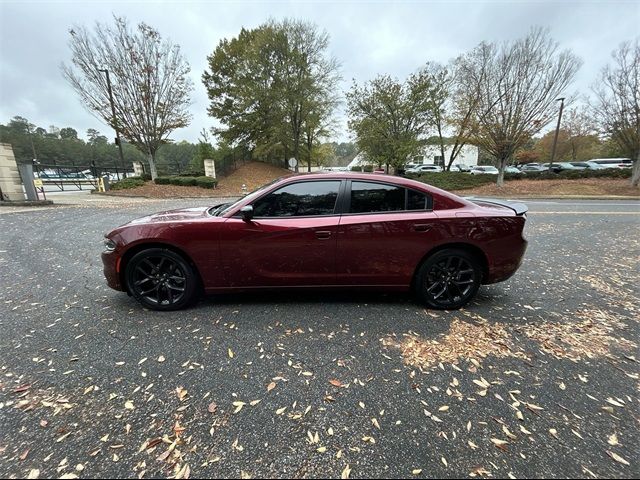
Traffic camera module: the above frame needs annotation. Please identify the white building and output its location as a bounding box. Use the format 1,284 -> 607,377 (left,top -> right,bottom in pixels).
413,144 -> 478,168
346,144 -> 479,170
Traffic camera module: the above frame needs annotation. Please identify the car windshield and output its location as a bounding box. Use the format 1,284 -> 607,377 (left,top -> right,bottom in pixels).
208,177 -> 284,216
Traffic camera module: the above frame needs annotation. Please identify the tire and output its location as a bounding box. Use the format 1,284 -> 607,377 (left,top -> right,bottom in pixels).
415,248 -> 482,310
125,248 -> 199,311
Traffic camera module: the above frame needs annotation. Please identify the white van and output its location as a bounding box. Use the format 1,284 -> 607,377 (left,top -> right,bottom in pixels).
590,158 -> 632,169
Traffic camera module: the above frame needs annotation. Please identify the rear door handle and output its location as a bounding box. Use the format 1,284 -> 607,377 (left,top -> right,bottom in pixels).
315,230 -> 332,240
413,224 -> 432,232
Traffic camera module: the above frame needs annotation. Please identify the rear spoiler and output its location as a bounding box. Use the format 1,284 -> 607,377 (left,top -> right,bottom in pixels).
465,197 -> 528,216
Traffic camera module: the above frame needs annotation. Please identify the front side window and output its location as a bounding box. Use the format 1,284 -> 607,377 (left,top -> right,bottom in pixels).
252,181 -> 341,217
350,181 -> 405,213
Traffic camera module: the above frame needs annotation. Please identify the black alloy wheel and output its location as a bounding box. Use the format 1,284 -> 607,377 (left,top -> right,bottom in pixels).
416,249 -> 482,309
125,248 -> 198,311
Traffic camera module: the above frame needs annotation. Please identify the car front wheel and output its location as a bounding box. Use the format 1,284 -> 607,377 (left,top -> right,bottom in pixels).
415,249 -> 482,309
125,248 -> 199,311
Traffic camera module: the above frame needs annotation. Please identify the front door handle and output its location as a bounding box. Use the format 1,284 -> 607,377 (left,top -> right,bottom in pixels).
413,224 -> 432,232
315,230 -> 332,240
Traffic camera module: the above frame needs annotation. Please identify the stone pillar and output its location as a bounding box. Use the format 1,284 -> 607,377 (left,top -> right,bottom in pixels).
204,159 -> 216,179
0,143 -> 25,201
133,161 -> 144,177
17,163 -> 38,201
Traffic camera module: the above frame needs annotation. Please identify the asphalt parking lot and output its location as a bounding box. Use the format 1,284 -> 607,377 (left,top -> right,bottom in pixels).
0,196 -> 638,479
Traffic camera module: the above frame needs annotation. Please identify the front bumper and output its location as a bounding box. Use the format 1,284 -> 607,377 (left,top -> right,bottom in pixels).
101,250 -> 125,291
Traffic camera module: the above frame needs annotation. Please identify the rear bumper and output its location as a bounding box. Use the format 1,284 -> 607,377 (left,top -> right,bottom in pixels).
101,250 -> 125,291
484,239 -> 528,284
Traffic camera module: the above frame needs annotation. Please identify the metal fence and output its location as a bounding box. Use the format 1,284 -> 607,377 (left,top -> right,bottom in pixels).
32,160 -> 134,191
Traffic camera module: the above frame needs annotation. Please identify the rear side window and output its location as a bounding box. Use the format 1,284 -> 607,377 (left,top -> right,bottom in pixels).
407,189 -> 431,210
350,182 -> 405,213
350,181 -> 432,213
252,181 -> 341,217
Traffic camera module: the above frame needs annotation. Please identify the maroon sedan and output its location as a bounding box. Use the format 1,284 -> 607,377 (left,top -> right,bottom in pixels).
102,173 -> 527,311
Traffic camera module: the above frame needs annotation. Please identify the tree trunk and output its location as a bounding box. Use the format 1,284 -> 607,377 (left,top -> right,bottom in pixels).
496,157 -> 507,187
631,151 -> 640,187
148,152 -> 158,180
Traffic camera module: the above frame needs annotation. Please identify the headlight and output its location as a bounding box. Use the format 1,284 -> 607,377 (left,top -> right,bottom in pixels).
104,238 -> 117,251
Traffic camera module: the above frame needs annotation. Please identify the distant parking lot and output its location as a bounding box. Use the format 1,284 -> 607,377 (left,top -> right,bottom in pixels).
0,197 -> 638,478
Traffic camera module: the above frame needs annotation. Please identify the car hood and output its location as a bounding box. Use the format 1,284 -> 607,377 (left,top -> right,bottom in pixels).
128,206 -> 211,225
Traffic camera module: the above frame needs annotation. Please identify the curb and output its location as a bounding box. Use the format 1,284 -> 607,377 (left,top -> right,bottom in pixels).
0,200 -> 55,207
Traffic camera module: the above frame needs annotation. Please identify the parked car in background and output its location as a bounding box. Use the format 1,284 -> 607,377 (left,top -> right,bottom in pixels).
102,173 -> 528,311
570,161 -> 605,170
469,166 -> 499,175
540,162 -> 581,173
590,158 -> 633,169
504,166 -> 522,174
519,164 -> 546,173
406,164 -> 443,174
452,164 -> 472,172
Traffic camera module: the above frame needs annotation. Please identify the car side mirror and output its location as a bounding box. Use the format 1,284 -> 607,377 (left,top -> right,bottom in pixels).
240,205 -> 254,222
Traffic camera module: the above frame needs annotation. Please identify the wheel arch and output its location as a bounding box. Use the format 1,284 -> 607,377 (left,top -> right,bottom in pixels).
119,242 -> 204,294
411,242 -> 489,289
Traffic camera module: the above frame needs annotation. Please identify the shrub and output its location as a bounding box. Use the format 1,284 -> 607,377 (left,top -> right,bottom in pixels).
110,177 -> 146,190
154,176 -> 216,188
408,172 -> 495,190
178,170 -> 206,177
350,165 -> 375,172
173,176 -> 197,186
195,176 -> 217,189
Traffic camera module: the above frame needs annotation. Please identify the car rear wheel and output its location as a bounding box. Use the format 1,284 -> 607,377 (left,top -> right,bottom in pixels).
125,248 -> 199,311
415,249 -> 482,310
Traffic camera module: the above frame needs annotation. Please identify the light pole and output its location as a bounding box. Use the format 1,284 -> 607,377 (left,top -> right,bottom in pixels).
549,97 -> 565,173
98,68 -> 127,178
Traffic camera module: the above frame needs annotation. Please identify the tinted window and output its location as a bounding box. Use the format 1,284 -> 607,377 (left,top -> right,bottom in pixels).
350,182 -> 405,213
408,189 -> 431,210
252,181 -> 340,217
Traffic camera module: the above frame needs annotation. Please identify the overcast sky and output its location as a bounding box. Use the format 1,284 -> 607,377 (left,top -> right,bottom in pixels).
1,0 -> 638,144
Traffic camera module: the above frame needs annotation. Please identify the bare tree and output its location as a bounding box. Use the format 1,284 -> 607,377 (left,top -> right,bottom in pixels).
461,28 -> 582,186
427,57 -> 489,171
62,16 -> 193,179
591,39 -> 640,187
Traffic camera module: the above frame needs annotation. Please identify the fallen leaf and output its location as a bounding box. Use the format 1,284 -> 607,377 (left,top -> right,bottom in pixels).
233,401 -> 246,414
438,406 -> 450,412
124,400 -> 134,410
412,469 -> 423,475
267,382 -> 276,392
341,465 -> 351,479
208,402 -> 218,414
27,469 -> 40,479
608,433 -> 619,446
228,348 -> 234,359
329,379 -> 343,387
607,451 -> 630,466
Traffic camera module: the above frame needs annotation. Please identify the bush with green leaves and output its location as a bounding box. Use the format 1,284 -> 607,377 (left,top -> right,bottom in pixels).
110,176 -> 146,190
407,172 -> 496,190
350,165 -> 374,172
154,176 -> 217,189
195,176 -> 217,189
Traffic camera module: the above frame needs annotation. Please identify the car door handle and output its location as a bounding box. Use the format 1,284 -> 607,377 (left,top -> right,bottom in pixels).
315,230 -> 332,240
413,224 -> 432,232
